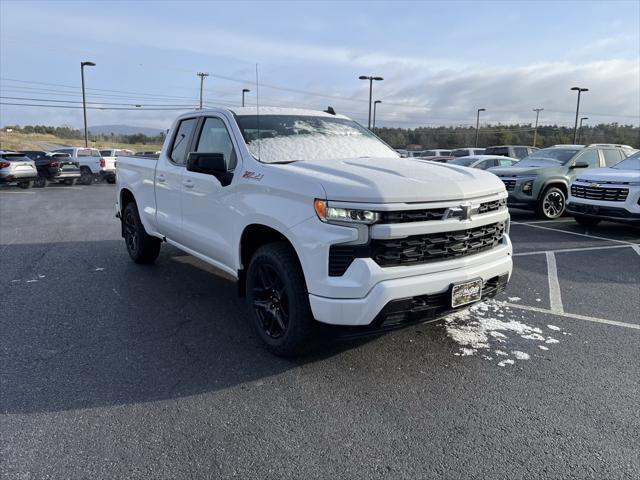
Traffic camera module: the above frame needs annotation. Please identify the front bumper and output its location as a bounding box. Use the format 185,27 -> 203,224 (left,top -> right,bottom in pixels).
309,241 -> 512,326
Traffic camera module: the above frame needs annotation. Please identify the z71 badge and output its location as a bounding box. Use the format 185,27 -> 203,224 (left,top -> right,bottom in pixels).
242,171 -> 264,181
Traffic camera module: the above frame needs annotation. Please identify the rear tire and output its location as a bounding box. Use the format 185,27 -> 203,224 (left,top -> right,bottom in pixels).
107,177 -> 116,184
79,168 -> 93,185
574,215 -> 601,227
33,176 -> 47,188
63,179 -> 75,186
122,202 -> 161,264
536,186 -> 566,220
246,242 -> 315,356
18,181 -> 33,189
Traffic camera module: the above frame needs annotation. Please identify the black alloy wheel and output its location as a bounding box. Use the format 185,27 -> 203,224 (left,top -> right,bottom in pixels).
251,264 -> 290,339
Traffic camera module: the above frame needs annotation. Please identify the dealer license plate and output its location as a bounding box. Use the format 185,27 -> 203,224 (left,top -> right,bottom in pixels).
451,278 -> 483,308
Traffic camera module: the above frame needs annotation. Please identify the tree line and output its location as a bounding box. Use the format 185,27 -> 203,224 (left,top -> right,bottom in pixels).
3,124 -> 166,145
376,123 -> 639,150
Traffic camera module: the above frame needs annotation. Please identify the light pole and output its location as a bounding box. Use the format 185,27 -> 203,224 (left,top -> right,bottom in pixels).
532,107 -> 544,147
579,116 -> 589,143
373,100 -> 382,131
197,72 -> 209,109
571,86 -> 588,143
80,61 -> 96,147
475,108 -> 486,147
359,75 -> 383,129
242,88 -> 250,107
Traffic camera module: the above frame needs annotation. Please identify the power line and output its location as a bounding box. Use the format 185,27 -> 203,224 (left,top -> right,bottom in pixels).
0,102 -> 192,111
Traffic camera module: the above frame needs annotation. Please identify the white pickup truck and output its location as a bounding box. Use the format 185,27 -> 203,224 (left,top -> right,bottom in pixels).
116,107 -> 512,355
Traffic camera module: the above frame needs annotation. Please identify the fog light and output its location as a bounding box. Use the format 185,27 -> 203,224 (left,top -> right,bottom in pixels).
522,181 -> 533,195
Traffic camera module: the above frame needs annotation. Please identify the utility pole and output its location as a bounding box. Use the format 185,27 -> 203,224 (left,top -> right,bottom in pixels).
80,61 -> 96,147
197,72 -> 209,109
571,86 -> 588,144
358,75 -> 383,129
475,108 -> 486,148
532,108 -> 543,147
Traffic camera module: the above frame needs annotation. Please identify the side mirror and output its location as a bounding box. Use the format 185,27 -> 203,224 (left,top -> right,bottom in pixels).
186,152 -> 233,186
571,162 -> 589,169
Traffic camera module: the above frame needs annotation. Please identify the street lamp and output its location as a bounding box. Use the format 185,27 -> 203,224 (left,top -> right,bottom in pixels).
373,100 -> 382,131
475,108 -> 486,147
533,108 -> 544,148
571,86 -> 588,143
242,88 -> 250,107
359,75 -> 383,129
80,61 -> 96,147
579,117 -> 589,142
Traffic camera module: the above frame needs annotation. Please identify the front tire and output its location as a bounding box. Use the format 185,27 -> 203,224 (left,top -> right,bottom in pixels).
122,202 -> 161,264
18,180 -> 33,189
246,242 -> 315,356
536,186 -> 566,219
574,215 -> 601,227
63,179 -> 76,186
106,176 -> 116,184
33,176 -> 47,188
79,168 -> 93,185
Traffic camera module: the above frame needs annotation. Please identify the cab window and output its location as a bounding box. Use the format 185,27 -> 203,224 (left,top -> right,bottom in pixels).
169,118 -> 197,166
196,117 -> 237,170
575,149 -> 600,168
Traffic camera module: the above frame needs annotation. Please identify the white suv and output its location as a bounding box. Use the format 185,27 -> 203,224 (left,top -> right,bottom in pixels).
567,151 -> 640,225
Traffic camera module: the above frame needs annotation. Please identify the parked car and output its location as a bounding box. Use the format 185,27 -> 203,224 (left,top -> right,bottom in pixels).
0,151 -> 38,188
19,151 -> 81,187
448,155 -> 518,170
99,149 -> 134,184
450,148 -> 485,157
51,147 -> 111,185
417,155 -> 454,163
566,151 -> 640,226
488,144 -> 635,219
422,149 -> 452,157
484,145 -> 538,160
406,150 -> 426,158
116,107 -> 512,355
394,149 -> 408,158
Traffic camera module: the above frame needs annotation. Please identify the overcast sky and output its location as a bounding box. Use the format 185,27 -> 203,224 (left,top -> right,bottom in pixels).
1,0 -> 639,130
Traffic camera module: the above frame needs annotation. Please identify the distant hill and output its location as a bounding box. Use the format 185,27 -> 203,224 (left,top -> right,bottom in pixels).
89,125 -> 165,136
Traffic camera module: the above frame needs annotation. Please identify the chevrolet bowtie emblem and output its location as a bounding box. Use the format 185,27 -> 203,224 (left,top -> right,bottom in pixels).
445,203 -> 479,221
590,182 -> 599,188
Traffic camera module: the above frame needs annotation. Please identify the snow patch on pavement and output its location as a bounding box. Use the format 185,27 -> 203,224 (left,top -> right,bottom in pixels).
443,300 -> 568,367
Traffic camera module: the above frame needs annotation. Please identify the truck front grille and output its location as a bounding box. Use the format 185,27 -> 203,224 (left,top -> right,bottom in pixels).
378,198 -> 505,224
328,221 -> 506,276
571,184 -> 628,202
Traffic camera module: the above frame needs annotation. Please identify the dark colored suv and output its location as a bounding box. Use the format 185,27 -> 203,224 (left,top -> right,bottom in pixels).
488,144 -> 636,219
19,151 -> 81,187
484,145 -> 538,160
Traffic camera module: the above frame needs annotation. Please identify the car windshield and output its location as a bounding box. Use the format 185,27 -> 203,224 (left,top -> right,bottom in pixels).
612,152 -> 640,170
451,149 -> 470,157
235,114 -> 398,163
449,157 -> 477,166
516,148 -> 580,166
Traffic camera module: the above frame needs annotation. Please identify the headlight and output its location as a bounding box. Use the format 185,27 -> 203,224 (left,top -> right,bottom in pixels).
522,180 -> 533,194
314,199 -> 379,224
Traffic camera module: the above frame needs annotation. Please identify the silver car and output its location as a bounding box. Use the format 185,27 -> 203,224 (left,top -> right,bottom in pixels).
0,151 -> 38,189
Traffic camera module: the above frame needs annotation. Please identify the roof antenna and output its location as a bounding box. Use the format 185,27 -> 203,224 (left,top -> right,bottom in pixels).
255,63 -> 261,162
324,106 -> 336,115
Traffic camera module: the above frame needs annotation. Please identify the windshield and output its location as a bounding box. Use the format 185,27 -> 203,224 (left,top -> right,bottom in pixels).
449,157 -> 477,166
612,151 -> 640,170
235,115 -> 398,163
516,148 -> 580,166
451,149 -> 471,157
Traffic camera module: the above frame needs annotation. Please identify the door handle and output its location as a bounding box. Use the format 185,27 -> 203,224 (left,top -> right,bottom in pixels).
157,174 -> 166,183
183,179 -> 194,188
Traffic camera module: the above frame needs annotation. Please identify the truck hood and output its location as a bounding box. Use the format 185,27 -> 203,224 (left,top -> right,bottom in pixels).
574,167 -> 640,183
280,157 -> 505,203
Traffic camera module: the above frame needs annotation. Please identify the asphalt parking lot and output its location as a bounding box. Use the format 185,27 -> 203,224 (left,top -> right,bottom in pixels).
1,184 -> 639,479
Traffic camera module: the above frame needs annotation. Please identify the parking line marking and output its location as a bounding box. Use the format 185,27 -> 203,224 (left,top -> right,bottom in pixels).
514,244 -> 635,257
503,302 -> 640,331
545,252 -> 564,313
517,222 -> 635,245
512,219 -> 575,225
